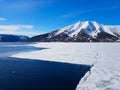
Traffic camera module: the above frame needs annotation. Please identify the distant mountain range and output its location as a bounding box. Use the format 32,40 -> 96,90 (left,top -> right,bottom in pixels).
0,34 -> 29,42
0,21 -> 120,42
27,21 -> 120,42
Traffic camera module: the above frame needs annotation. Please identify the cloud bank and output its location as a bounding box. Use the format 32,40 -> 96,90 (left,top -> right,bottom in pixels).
0,24 -> 39,36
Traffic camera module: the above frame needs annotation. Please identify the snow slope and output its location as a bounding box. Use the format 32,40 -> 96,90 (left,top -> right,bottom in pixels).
55,21 -> 118,38
11,43 -> 120,90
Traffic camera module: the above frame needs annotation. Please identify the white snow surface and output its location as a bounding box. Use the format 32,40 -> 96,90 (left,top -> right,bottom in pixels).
11,43 -> 120,90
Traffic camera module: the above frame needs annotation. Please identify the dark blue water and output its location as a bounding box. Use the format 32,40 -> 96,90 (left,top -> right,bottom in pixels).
0,42 -> 91,90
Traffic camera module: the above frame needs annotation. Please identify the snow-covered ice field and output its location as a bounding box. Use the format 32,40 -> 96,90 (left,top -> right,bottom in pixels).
11,43 -> 120,90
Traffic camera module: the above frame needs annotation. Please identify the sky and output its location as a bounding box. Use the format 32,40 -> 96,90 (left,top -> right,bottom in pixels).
0,0 -> 120,37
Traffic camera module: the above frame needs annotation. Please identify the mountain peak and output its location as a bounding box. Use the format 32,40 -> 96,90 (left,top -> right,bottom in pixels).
55,20 -> 105,37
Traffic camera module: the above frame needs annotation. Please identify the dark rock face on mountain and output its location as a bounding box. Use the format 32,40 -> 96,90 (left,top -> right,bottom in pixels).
0,34 -> 29,42
27,21 -> 120,42
27,31 -> 118,42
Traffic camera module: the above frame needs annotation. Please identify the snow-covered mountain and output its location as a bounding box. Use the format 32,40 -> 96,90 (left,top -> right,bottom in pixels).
28,21 -> 120,42
0,34 -> 29,42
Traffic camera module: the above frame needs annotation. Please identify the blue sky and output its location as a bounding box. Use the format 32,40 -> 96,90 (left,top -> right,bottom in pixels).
0,0 -> 120,37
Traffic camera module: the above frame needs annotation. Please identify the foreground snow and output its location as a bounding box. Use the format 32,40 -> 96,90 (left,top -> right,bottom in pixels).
11,43 -> 120,90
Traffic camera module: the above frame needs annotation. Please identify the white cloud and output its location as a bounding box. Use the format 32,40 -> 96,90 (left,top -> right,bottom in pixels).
0,25 -> 33,31
0,18 -> 7,21
21,25 -> 34,29
0,25 -> 20,30
0,24 -> 38,36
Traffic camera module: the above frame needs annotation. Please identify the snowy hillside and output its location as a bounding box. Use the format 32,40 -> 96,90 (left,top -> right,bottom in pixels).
27,21 -> 119,42
11,43 -> 120,90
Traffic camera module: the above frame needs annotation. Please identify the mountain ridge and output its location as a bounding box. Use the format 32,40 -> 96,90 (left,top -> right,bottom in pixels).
0,34 -> 29,42
27,20 -> 120,42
